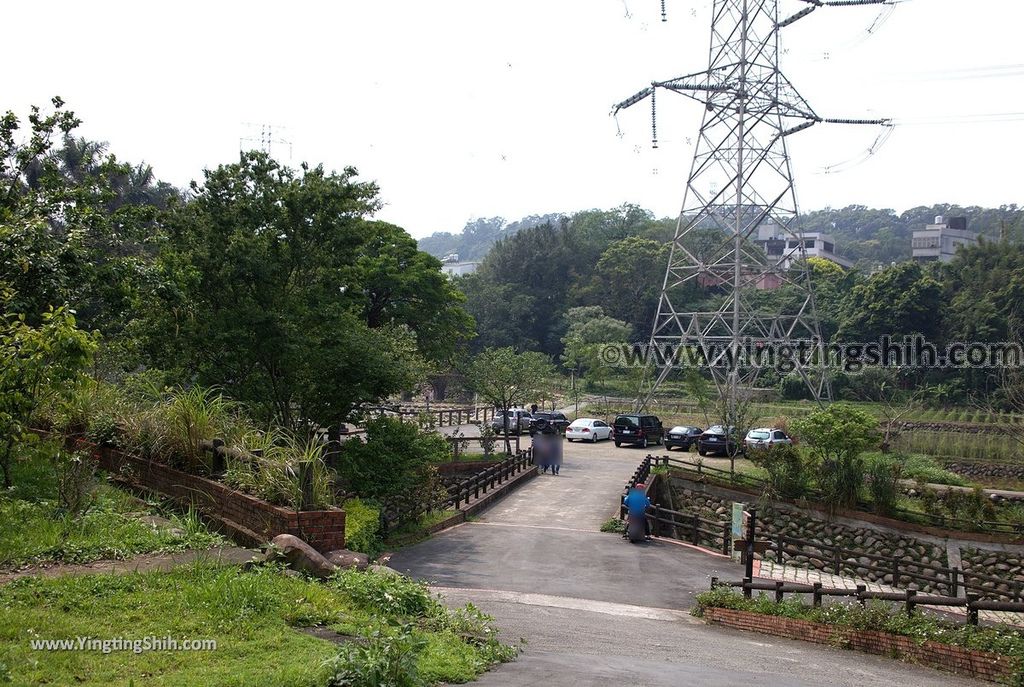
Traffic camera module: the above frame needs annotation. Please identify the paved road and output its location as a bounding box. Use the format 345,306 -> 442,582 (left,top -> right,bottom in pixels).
388,437 -> 980,686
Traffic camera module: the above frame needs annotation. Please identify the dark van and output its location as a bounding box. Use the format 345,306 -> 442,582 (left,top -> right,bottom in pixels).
613,414 -> 664,448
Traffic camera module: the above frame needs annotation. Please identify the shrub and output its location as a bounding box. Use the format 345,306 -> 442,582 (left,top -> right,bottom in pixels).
332,569 -> 438,618
749,444 -> 810,500
160,386 -> 244,474
337,418 -> 449,501
478,424 -> 497,457
866,454 -> 901,516
793,404 -> 878,514
326,623 -> 427,687
344,498 -> 382,557
817,455 -> 865,514
898,453 -> 968,486
51,450 -> 96,515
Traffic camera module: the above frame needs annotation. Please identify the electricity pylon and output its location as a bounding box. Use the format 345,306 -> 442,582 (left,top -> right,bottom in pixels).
613,0 -> 893,418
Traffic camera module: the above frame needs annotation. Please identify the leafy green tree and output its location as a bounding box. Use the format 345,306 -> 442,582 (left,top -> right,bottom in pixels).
353,220 -> 474,364
1,100 -> 176,372
792,403 -> 879,513
837,262 -> 943,342
466,347 -> 554,453
152,152 -> 433,434
559,306 -> 631,392
0,303 -> 97,488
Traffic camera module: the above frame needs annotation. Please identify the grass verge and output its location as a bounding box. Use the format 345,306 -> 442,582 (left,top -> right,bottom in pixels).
0,442 -> 223,568
1,563 -> 517,686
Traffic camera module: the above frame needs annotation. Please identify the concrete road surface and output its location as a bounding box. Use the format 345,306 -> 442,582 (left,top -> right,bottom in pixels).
387,436 -> 981,686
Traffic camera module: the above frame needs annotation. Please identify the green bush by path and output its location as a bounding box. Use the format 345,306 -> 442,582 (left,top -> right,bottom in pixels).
343,498 -> 383,557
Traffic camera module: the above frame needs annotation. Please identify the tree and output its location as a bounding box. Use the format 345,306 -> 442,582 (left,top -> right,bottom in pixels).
0,302 -> 97,488
837,262 -> 943,342
792,404 -> 879,513
467,347 -> 554,453
152,152 -> 434,434
559,306 -> 631,393
1,100 -> 177,370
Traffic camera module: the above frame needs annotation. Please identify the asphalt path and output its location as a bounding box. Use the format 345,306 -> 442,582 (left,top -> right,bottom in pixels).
388,430 -> 980,686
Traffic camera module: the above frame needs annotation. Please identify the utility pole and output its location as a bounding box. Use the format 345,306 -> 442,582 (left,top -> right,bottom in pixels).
614,0 -> 895,415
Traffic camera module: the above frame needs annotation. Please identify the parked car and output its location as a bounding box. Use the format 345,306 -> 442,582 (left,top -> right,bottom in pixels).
613,414 -> 663,448
565,418 -> 613,442
529,411 -> 570,435
697,425 -> 742,457
489,408 -> 533,435
664,426 -> 703,451
744,427 -> 792,451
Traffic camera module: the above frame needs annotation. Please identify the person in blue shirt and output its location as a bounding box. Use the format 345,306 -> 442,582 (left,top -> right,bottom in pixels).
622,483 -> 652,540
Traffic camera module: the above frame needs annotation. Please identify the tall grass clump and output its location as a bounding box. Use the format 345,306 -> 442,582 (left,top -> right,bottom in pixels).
223,429 -> 333,509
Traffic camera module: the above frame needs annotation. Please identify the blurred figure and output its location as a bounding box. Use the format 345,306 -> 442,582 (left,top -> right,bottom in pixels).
622,484 -> 652,542
532,419 -> 562,475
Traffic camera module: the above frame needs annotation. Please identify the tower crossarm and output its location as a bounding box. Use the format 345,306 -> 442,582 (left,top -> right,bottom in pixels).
781,0 -> 894,28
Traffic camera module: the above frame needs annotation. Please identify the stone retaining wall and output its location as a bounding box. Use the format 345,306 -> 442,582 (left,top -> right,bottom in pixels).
898,421 -> 1010,435
88,443 -> 345,552
961,548 -> 1024,602
702,607 -> 1014,684
669,476 -> 950,594
945,461 -> 1024,480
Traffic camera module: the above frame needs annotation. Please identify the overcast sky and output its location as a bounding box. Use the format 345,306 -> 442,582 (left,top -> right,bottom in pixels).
6,1 -> 1023,238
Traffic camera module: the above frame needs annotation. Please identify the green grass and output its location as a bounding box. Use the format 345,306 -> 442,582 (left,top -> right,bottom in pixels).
0,442 -> 224,568
862,452 -> 970,487
0,563 -> 516,686
383,510 -> 460,549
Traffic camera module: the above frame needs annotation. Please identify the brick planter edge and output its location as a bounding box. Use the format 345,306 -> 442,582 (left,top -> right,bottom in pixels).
702,607 -> 1016,683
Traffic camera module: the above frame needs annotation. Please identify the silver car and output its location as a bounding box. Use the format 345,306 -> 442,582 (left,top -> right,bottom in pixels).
744,427 -> 792,450
489,409 -> 533,435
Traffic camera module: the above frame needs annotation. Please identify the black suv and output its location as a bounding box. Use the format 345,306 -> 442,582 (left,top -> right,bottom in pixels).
613,414 -> 663,448
697,425 -> 743,457
529,411 -> 570,435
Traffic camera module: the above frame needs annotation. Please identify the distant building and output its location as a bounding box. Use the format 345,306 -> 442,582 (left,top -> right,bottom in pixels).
755,224 -> 853,271
439,253 -> 480,277
911,216 -> 978,263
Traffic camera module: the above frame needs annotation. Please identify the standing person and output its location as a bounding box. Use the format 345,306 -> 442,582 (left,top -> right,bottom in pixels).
530,403 -> 538,415
545,420 -> 563,475
533,418 -> 552,473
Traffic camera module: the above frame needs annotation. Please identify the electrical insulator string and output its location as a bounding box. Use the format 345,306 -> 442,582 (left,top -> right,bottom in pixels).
651,87 -> 658,148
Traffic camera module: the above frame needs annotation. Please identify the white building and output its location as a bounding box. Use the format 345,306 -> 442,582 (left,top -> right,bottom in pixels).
755,224 -> 853,270
911,216 -> 978,263
440,253 -> 480,277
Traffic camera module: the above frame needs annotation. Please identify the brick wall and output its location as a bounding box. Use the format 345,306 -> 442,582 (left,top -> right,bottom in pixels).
87,443 -> 345,553
702,607 -> 1014,683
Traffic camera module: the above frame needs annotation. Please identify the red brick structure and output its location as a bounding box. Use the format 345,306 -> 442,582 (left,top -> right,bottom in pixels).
702,607 -> 1014,683
86,443 -> 345,552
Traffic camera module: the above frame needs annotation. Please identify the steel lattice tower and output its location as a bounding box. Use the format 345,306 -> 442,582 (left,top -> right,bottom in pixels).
614,0 -> 892,416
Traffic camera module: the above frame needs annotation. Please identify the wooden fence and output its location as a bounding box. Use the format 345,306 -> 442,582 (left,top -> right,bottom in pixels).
372,405 -> 496,428
767,533 -> 1024,601
621,456 -> 732,555
635,454 -> 1024,601
712,578 -> 1024,627
380,448 -> 534,532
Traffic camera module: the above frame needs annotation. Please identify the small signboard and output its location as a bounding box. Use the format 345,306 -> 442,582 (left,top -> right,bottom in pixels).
731,502 -> 745,561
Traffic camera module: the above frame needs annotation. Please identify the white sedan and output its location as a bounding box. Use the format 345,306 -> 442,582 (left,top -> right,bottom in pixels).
565,418 -> 613,442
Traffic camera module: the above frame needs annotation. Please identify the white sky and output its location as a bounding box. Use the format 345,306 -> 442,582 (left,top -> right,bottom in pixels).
6,1 -> 1023,238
